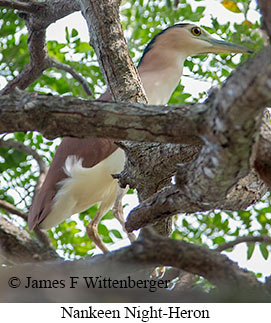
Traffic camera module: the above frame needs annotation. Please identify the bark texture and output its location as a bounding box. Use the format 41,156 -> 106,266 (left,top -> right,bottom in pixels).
0,217 -> 59,264
80,0 -> 147,104
258,0 -> 271,39
0,228 -> 270,302
0,90 -> 204,144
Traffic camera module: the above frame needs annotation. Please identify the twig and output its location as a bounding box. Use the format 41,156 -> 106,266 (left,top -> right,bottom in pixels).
174,0 -> 180,8
0,200 -> 27,221
216,235 -> 271,252
0,138 -> 47,174
0,137 -> 48,197
50,58 -> 93,96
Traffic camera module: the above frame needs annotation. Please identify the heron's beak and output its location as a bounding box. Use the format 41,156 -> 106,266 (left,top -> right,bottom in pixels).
202,37 -> 253,54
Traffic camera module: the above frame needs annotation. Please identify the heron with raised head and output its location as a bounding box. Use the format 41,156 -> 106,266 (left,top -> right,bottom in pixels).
28,23 -> 252,252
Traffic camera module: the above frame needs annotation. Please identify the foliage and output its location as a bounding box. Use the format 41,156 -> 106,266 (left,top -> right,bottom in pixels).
172,194 -> 271,261
0,1 -> 269,272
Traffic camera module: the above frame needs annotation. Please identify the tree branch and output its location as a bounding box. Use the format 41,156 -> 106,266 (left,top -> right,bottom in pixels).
0,217 -> 59,264
126,170 -> 267,232
0,90 -> 203,144
0,137 -> 47,175
257,0 -> 271,39
0,200 -> 52,247
175,45 -> 271,201
0,0 -> 39,13
0,200 -> 27,221
129,228 -> 264,292
0,137 -> 48,197
0,0 -> 81,95
216,235 -> 271,252
0,227 -> 268,301
254,111 -> 271,186
80,0 -> 147,103
0,0 -> 81,25
115,142 -> 202,199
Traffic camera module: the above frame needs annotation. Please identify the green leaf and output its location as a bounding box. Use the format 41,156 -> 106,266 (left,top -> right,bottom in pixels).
247,243 -> 255,260
166,0 -> 171,9
111,229 -> 122,239
259,243 -> 269,260
213,236 -> 226,245
71,28 -> 78,37
102,209 -> 114,220
65,26 -> 70,43
75,42 -> 91,53
14,132 -> 26,142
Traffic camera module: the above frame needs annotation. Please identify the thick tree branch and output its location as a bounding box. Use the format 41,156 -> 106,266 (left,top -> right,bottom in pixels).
254,111 -> 271,186
126,171 -> 267,232
80,0 -> 147,103
175,46 -> 271,200
115,142 -> 202,199
129,228 -> 265,293
0,90 -> 203,144
0,228 -> 269,302
258,0 -> 271,39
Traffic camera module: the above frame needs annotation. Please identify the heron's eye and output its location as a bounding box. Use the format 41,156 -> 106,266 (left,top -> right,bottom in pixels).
191,27 -> 201,36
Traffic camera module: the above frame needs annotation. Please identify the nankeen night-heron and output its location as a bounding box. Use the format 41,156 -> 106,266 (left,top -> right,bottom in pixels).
28,23 -> 252,252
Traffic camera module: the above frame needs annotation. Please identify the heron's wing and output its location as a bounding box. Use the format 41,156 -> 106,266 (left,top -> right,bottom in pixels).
28,91 -> 117,230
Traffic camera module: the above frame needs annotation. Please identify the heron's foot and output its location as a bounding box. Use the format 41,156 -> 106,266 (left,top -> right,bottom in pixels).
86,219 -> 109,254
113,197 -> 136,243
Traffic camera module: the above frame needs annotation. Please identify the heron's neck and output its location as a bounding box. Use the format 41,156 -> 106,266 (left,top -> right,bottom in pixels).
138,49 -> 186,105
